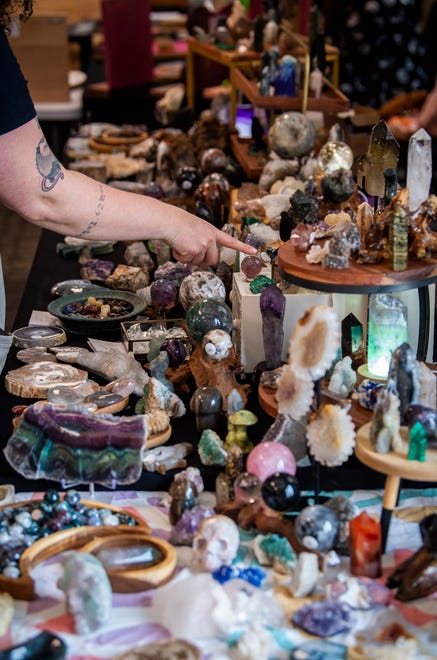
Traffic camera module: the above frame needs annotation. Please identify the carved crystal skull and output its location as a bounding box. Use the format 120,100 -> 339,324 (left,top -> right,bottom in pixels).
192,514 -> 240,571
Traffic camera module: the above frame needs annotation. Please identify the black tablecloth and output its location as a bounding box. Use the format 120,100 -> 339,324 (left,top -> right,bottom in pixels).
0,229 -> 417,496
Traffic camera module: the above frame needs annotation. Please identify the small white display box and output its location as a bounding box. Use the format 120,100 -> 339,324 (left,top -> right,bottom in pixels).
231,272 -> 331,372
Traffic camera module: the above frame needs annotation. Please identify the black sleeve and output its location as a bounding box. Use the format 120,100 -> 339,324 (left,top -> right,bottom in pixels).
0,28 -> 36,135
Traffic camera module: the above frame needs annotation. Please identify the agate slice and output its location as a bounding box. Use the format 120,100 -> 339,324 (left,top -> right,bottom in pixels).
4,402 -> 147,487
288,305 -> 341,381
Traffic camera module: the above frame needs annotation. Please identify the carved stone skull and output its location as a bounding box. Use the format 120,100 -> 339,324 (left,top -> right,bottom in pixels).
192,514 -> 240,571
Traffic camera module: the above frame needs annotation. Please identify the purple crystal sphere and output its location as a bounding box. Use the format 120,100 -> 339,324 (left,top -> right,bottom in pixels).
150,279 -> 178,310
246,442 -> 296,482
144,181 -> 164,199
160,338 -> 187,368
261,472 -> 300,512
241,255 -> 263,279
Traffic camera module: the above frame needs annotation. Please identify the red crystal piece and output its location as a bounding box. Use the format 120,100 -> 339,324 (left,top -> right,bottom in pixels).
349,511 -> 382,578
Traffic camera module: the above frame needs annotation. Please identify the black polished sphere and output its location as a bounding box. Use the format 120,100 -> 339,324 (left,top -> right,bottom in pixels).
261,472 -> 300,513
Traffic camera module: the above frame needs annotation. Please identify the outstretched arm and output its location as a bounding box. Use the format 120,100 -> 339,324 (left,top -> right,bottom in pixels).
0,118 -> 256,265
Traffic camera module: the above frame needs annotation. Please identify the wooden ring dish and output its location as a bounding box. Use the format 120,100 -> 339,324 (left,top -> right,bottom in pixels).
82,532 -> 177,592
0,499 -> 150,600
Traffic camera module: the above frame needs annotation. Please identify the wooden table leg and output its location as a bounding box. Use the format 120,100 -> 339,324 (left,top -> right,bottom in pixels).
381,474 -> 400,553
185,46 -> 195,112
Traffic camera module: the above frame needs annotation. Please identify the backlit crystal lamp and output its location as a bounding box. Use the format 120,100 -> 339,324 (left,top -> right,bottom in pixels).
366,293 -> 407,378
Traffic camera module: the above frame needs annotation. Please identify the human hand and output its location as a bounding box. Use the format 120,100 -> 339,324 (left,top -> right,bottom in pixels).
168,215 -> 257,266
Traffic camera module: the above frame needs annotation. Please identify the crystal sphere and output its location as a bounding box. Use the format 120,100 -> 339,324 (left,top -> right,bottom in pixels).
234,472 -> 262,503
241,255 -> 263,280
294,504 -> 339,552
269,111 -> 316,159
185,299 -> 233,345
202,329 -> 232,362
317,140 -> 354,174
160,338 -> 187,368
261,472 -> 300,512
150,279 -> 178,311
143,181 -> 164,199
246,441 -> 296,482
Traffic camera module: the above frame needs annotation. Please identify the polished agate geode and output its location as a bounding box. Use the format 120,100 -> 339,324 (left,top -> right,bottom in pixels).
4,402 -> 147,486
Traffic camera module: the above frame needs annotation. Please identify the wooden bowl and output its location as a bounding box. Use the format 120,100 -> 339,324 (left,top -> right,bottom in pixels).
0,499 -> 149,600
82,531 -> 177,592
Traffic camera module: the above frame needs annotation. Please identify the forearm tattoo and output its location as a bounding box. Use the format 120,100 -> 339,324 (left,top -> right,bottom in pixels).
78,184 -> 106,237
35,136 -> 64,191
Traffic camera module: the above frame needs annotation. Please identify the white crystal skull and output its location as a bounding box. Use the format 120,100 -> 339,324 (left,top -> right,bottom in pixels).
192,514 -> 240,572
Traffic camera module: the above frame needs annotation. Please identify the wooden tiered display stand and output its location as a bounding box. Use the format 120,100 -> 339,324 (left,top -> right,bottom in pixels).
229,68 -> 350,181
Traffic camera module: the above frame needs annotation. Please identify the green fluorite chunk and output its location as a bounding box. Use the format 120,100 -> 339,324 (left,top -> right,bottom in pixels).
408,421 -> 427,461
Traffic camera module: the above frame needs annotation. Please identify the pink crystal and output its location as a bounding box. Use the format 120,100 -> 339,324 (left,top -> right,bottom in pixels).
290,222 -> 314,252
246,441 -> 296,482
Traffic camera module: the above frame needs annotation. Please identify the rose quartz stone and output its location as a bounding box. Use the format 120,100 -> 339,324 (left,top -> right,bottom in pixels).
246,441 -> 296,482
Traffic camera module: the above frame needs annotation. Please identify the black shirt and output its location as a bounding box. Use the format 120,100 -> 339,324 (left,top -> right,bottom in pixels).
0,28 -> 36,135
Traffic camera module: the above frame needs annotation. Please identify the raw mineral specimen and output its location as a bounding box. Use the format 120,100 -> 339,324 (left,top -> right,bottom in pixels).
386,342 -> 420,424
407,128 -> 432,212
405,404 -> 437,447
80,258 -> 114,282
327,574 -> 390,609
320,168 -> 356,204
4,402 -> 147,486
58,552 -> 112,634
292,600 -> 354,637
198,429 -> 227,466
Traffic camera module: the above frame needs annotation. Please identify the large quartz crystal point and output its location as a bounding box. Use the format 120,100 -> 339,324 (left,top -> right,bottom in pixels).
407,128 -> 432,212
259,284 -> 286,370
365,120 -> 400,198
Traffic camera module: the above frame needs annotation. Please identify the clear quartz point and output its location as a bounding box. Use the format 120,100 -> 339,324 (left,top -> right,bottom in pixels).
407,128 -> 432,212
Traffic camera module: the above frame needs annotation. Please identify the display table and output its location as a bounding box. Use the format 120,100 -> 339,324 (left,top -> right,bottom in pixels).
355,422 -> 437,552
1,228 -> 402,495
0,488 -> 436,659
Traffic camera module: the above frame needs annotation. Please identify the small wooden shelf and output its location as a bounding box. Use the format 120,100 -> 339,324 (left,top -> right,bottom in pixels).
277,241 -> 437,294
230,135 -> 268,181
232,67 -> 350,114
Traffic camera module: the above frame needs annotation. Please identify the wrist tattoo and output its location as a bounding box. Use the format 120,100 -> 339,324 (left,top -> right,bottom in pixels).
79,184 -> 106,237
35,136 -> 64,192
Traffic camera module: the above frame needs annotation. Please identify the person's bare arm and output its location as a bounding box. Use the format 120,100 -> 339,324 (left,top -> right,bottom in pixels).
0,118 -> 256,265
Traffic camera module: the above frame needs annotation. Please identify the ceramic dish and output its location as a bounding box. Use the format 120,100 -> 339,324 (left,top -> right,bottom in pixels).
47,290 -> 147,334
